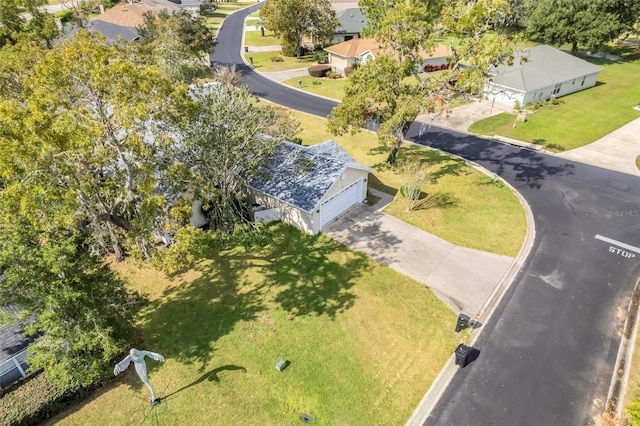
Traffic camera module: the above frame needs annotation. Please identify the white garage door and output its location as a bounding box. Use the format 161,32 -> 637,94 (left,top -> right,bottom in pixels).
320,178 -> 363,228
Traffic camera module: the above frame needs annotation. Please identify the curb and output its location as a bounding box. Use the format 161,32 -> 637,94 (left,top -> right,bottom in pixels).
404,142 -> 537,426
605,279 -> 640,422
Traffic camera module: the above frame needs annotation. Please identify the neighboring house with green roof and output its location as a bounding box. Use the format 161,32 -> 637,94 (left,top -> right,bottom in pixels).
249,141 -> 373,234
485,45 -> 602,108
302,7 -> 366,49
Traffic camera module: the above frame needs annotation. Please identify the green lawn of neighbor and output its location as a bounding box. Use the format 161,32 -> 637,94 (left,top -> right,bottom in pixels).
53,224 -> 459,425
636,155 -> 640,171
244,51 -> 316,72
283,76 -> 348,99
468,58 -> 640,152
290,110 -> 526,257
244,30 -> 280,47
204,2 -> 250,32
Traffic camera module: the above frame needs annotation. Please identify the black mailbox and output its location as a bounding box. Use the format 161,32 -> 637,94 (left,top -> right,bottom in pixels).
456,313 -> 471,332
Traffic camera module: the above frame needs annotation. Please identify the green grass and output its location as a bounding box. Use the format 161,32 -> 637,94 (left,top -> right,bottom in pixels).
289,110 -> 526,257
469,58 -> 640,152
244,30 -> 280,47
204,2 -> 250,32
283,76 -> 348,99
636,155 -> 640,171
52,224 -> 459,425
244,51 -> 315,71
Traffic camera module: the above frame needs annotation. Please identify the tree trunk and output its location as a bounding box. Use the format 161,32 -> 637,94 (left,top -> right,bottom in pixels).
386,139 -> 402,165
571,41 -> 578,54
260,27 -> 265,37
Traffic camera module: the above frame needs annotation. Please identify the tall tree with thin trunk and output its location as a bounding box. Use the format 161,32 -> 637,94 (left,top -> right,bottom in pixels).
330,0 -> 514,164
260,0 -> 338,58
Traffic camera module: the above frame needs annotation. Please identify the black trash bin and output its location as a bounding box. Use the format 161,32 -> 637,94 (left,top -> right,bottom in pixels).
455,343 -> 471,368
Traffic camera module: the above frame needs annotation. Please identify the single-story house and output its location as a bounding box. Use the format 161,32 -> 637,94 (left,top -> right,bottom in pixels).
302,7 -> 366,50
485,44 -> 602,107
324,38 -> 452,73
0,306 -> 35,389
249,141 -> 373,234
88,0 -> 182,43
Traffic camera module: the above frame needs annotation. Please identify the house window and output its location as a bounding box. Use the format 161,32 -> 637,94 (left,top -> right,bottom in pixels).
581,76 -> 586,86
552,83 -> 561,95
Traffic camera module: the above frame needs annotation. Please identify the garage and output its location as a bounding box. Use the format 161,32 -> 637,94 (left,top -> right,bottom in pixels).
319,178 -> 363,228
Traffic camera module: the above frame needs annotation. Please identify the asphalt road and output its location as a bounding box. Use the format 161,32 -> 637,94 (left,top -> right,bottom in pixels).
213,5 -> 640,424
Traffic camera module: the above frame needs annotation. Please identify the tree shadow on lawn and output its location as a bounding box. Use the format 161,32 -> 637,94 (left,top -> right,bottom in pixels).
140,224 -> 367,374
412,191 -> 460,211
257,226 -> 369,319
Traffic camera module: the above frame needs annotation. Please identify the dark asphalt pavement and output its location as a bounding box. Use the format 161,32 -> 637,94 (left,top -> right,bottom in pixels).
213,5 -> 640,424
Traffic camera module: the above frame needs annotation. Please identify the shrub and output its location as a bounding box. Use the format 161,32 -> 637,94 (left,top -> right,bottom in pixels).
0,373 -> 88,426
313,51 -> 328,64
311,79 -> 321,85
325,71 -> 341,79
153,226 -> 216,274
308,64 -> 331,77
270,55 -> 283,62
56,10 -> 73,24
281,39 -> 297,57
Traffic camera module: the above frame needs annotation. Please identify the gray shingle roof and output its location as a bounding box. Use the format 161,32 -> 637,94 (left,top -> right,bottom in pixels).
0,306 -> 35,365
89,20 -> 139,44
250,141 -> 372,213
489,45 -> 602,92
335,8 -> 367,34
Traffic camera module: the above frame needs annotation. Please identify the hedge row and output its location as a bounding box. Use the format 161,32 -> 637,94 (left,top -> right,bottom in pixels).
308,64 -> 331,78
0,374 -> 88,426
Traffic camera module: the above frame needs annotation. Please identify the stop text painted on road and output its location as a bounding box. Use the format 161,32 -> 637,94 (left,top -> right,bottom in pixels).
596,234 -> 640,259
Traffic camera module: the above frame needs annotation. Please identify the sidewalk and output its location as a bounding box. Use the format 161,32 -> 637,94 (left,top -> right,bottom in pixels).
324,189 -> 514,316
558,117 -> 640,176
260,67 -> 309,82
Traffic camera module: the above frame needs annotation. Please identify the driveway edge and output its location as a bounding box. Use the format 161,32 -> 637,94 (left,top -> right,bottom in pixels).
405,143 -> 537,426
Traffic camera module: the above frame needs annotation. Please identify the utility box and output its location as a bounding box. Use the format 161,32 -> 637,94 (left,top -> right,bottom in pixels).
455,344 -> 471,368
275,359 -> 289,372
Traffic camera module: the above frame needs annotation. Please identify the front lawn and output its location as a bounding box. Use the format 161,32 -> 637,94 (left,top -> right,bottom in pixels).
244,51 -> 316,72
283,76 -> 348,99
468,58 -> 640,152
291,111 -> 526,257
204,2 -> 250,32
244,30 -> 280,47
53,224 -> 458,425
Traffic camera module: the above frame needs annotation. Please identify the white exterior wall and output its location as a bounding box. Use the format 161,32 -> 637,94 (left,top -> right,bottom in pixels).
252,192 -> 317,234
486,71 -> 599,107
330,33 -> 360,45
484,83 -> 525,108
321,169 -> 369,201
328,54 -> 352,73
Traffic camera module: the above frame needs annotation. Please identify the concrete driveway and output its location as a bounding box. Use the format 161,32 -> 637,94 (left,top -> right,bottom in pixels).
324,190 -> 514,315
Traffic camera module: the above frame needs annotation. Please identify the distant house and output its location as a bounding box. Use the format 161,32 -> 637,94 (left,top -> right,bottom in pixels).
485,45 -> 602,107
249,141 -> 373,234
0,306 -> 36,390
302,7 -> 367,50
324,37 -> 451,74
87,0 -> 183,43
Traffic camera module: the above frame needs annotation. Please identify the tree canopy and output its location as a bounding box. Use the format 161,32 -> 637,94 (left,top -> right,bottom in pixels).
259,0 -> 338,58
525,0 -> 640,53
330,0 -> 515,164
0,0 -> 59,48
136,10 -> 217,82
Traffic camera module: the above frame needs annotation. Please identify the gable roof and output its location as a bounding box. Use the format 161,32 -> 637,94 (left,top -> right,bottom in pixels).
0,306 -> 35,365
250,141 -> 372,213
88,20 -> 139,43
324,37 -> 380,58
324,37 -> 452,61
489,45 -> 602,92
91,0 -> 181,29
335,8 -> 366,34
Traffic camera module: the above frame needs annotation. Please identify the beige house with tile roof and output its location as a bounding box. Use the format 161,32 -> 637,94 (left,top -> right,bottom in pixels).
324,38 -> 451,74
93,0 -> 182,29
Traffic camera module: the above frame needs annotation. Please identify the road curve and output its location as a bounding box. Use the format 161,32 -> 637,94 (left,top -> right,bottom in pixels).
213,5 -> 640,424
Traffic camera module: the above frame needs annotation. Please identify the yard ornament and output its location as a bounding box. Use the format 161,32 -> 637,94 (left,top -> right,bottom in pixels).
114,348 -> 165,406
